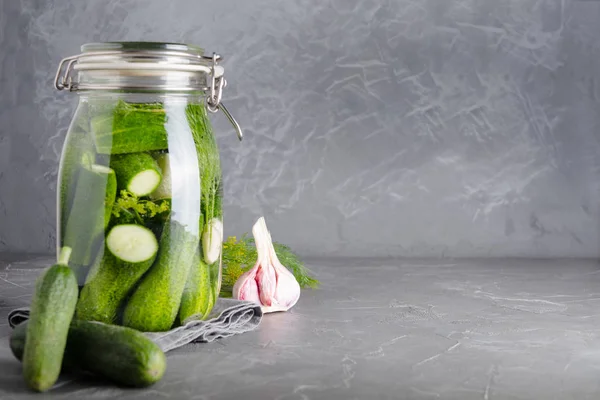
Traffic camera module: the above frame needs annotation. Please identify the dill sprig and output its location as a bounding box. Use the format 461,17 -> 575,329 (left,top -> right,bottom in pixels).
111,190 -> 170,218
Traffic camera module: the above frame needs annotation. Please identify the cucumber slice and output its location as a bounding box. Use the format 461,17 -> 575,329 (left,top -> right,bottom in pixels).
76,224 -> 159,324
129,170 -> 161,196
202,218 -> 223,265
149,153 -> 172,200
110,153 -> 162,197
106,224 -> 159,263
90,164 -> 113,175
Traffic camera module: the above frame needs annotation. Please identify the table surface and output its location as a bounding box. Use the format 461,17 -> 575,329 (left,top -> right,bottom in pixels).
1,255 -> 600,399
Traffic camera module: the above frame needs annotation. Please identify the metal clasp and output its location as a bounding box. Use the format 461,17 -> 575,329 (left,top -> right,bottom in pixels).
54,55 -> 79,91
205,53 -> 243,141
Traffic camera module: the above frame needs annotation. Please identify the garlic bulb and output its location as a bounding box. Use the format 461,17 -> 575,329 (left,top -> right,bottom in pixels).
232,217 -> 301,313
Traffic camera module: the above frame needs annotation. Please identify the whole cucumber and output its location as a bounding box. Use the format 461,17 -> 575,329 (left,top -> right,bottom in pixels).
62,164 -> 117,284
123,220 -> 198,331
91,100 -> 169,155
22,262 -> 78,392
75,224 -> 159,324
10,320 -> 166,388
58,126 -> 96,236
178,249 -> 215,323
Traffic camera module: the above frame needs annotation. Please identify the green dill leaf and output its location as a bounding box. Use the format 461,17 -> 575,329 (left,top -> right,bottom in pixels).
186,104 -> 223,226
111,189 -> 171,224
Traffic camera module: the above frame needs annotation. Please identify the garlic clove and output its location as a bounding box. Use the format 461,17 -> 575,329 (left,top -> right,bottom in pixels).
232,266 -> 261,303
251,218 -> 276,306
256,262 -> 277,306
260,218 -> 301,311
271,266 -> 300,310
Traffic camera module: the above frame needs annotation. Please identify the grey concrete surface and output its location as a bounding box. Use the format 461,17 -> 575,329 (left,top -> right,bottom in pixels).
2,255 -> 600,399
1,0 -> 600,258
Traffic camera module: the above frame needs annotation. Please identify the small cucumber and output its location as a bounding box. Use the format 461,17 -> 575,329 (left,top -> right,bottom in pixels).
58,125 -> 96,235
76,224 -> 159,324
62,164 -> 117,284
123,220 -> 198,331
22,255 -> 78,392
10,322 -> 73,369
178,249 -> 215,323
10,320 -> 166,388
110,153 -> 162,197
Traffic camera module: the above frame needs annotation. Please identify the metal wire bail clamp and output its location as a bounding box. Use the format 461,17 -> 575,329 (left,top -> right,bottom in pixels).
205,53 -> 243,141
54,48 -> 243,141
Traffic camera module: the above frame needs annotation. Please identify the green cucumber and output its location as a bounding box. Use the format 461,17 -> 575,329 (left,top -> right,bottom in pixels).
210,249 -> 222,302
91,101 -> 168,154
149,153 -> 172,200
10,320 -> 166,387
178,250 -> 215,323
23,252 -> 78,392
110,153 -> 162,197
58,127 -> 96,235
123,220 -> 198,331
108,203 -> 170,240
76,224 -> 158,324
62,164 -> 117,284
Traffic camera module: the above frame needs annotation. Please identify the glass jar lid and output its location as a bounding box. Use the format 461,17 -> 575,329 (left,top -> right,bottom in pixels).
54,41 -> 242,141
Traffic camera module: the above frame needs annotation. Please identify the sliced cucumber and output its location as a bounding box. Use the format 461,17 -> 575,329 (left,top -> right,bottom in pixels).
90,164 -> 113,176
149,153 -> 172,200
110,153 -> 162,197
202,218 -> 223,265
75,224 -> 158,324
106,224 -> 159,263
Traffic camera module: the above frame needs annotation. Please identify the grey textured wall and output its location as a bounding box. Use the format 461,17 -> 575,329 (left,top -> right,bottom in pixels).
0,0 -> 599,258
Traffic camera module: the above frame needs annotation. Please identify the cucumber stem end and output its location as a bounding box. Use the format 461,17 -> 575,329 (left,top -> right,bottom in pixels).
58,246 -> 73,265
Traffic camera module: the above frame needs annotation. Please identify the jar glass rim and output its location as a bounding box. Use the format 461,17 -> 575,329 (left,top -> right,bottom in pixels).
81,41 -> 206,56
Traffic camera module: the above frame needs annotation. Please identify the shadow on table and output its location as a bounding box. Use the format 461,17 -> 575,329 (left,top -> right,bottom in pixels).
0,358 -> 137,396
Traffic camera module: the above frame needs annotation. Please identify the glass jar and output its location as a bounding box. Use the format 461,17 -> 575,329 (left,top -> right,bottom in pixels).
53,42 -> 243,332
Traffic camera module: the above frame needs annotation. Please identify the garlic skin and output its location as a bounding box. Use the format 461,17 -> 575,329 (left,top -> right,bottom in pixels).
232,217 -> 301,313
